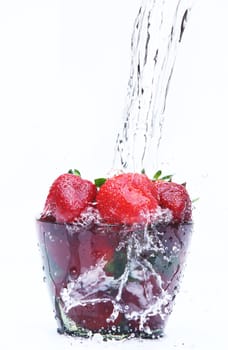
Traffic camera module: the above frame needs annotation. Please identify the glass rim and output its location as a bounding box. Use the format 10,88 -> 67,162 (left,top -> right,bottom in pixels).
36,216 -> 193,228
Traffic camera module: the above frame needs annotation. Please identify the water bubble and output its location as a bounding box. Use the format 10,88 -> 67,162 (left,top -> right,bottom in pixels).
69,267 -> 78,278
47,232 -> 55,242
172,246 -> 179,253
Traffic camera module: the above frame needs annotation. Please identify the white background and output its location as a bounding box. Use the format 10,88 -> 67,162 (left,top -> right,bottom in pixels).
0,0 -> 227,349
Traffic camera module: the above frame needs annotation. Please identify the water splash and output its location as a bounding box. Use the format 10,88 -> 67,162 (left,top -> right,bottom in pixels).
56,221 -> 191,337
113,0 -> 193,174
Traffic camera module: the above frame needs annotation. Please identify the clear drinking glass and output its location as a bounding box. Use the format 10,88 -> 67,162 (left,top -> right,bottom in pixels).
36,218 -> 192,339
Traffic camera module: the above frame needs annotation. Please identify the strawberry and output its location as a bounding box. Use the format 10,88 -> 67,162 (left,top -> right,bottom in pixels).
91,234 -> 115,263
75,230 -> 115,272
152,180 -> 192,223
42,172 -> 97,223
125,315 -> 164,336
67,300 -> 122,332
96,173 -> 158,225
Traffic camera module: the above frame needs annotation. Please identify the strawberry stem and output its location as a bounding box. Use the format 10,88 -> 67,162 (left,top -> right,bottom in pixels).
192,197 -> 200,203
161,174 -> 173,181
153,170 -> 162,180
152,170 -> 173,182
68,169 -> 81,176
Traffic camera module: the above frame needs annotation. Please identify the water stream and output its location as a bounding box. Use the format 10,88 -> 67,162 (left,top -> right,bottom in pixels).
113,0 -> 193,175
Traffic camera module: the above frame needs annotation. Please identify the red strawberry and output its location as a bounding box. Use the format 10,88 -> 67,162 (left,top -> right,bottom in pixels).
96,173 -> 158,225
152,180 -> 192,223
125,314 -> 164,335
74,230 -> 115,272
42,173 -> 97,223
91,234 -> 115,262
67,301 -> 122,331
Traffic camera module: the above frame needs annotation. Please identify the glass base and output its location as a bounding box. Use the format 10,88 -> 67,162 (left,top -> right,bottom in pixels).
55,299 -> 164,341
57,325 -> 164,341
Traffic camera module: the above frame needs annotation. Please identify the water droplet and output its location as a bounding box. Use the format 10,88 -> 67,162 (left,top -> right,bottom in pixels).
47,232 -> 55,242
69,267 -> 78,278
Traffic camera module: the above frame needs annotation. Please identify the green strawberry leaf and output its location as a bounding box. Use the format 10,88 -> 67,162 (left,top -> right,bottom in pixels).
152,170 -> 173,182
161,174 -> 173,181
192,197 -> 200,203
94,177 -> 106,187
153,170 -> 162,180
68,169 -> 81,176
105,250 -> 127,279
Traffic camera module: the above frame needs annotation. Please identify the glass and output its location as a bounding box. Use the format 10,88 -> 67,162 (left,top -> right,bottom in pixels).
36,218 -> 192,340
